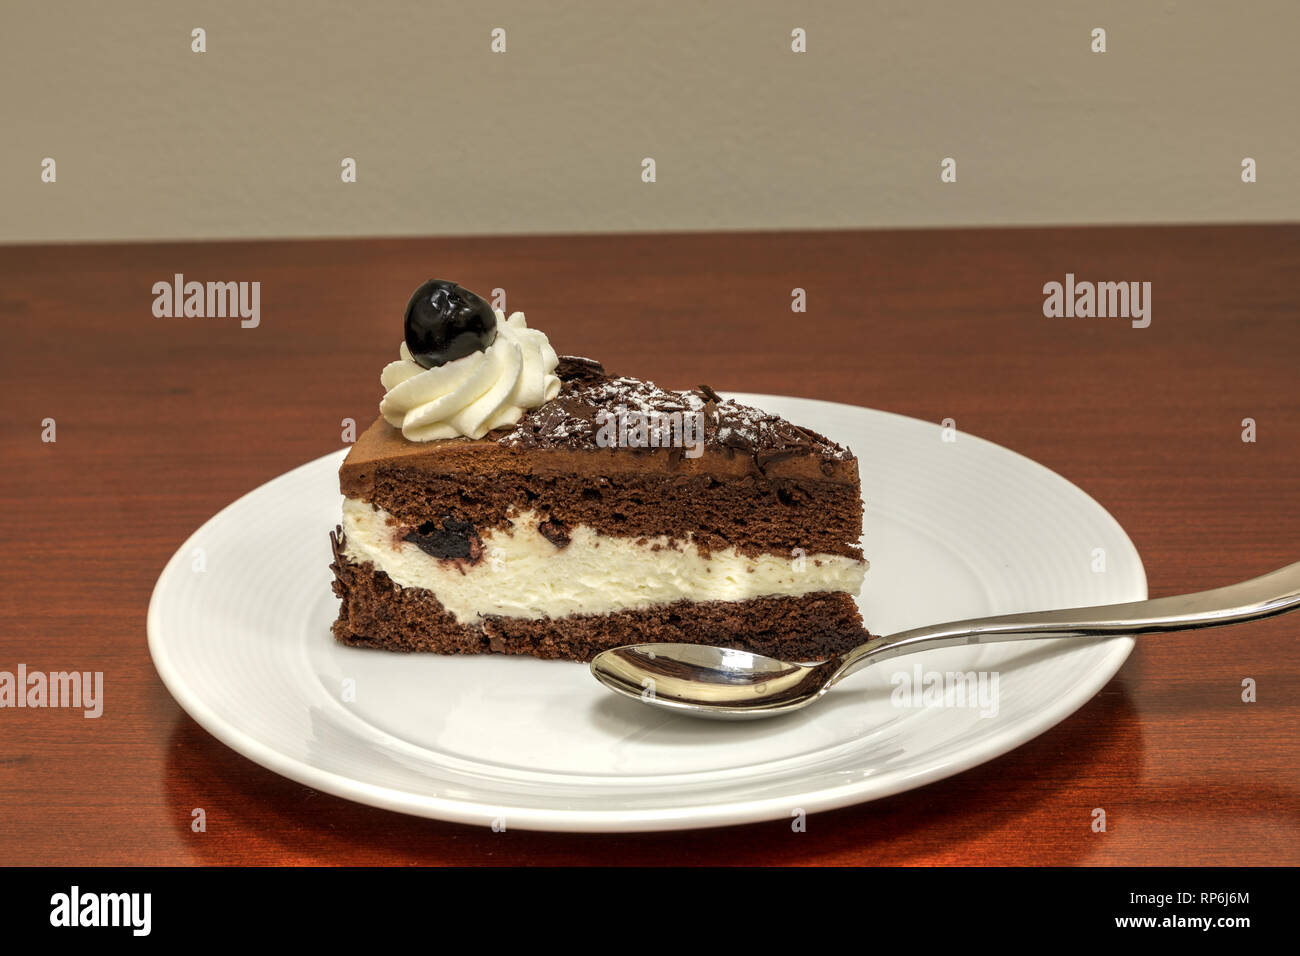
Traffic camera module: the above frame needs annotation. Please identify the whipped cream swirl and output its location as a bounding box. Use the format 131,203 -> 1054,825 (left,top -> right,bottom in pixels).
380,311 -> 560,441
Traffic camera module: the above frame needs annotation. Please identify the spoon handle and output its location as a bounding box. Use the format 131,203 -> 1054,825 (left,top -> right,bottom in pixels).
833,559 -> 1300,683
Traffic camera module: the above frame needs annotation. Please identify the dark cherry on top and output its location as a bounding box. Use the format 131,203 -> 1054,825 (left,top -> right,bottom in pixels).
403,279 -> 498,368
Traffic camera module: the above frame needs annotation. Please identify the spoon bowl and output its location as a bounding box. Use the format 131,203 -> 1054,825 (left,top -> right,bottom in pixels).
590,643 -> 840,720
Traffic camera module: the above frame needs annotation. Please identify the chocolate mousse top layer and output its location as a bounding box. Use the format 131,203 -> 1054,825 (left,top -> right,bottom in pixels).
341,356 -> 858,497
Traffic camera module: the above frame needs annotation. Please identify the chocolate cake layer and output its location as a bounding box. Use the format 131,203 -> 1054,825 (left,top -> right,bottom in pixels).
342,358 -> 864,560
330,550 -> 866,663
353,466 -> 863,560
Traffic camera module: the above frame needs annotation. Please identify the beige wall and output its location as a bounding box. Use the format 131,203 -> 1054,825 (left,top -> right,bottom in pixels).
1,0 -> 1296,242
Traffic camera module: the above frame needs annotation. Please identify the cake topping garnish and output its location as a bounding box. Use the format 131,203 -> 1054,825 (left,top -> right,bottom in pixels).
404,279 -> 498,369
381,281 -> 561,441
499,361 -> 854,466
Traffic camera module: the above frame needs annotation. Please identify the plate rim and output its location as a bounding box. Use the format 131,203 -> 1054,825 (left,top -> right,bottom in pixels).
147,395 -> 1144,833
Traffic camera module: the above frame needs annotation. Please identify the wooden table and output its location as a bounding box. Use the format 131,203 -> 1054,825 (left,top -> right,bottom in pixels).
2,225 -> 1297,865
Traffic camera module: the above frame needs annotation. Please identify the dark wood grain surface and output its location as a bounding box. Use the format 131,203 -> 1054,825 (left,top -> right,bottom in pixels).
1,225 -> 1297,865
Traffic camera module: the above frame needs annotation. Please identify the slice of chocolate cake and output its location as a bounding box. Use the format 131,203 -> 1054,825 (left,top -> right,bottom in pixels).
330,280 -> 867,662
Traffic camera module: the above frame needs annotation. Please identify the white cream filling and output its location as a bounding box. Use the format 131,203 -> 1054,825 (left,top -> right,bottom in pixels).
340,498 -> 867,625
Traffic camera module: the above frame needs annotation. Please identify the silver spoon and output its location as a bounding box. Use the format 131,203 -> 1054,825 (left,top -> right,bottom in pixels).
590,561 -> 1300,720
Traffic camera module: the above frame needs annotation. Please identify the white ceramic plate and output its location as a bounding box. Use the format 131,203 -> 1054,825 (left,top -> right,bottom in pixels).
148,395 -> 1144,832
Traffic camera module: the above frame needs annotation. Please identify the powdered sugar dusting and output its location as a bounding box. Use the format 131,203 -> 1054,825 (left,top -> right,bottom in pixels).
497,356 -> 853,464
